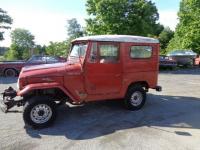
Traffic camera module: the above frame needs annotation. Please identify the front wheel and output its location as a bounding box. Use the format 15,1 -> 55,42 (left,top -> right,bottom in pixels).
23,96 -> 57,128
124,85 -> 146,111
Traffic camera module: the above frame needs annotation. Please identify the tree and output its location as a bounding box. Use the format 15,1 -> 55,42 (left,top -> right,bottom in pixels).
4,44 -> 19,60
0,8 -> 12,40
85,0 -> 160,36
5,28 -> 35,60
159,27 -> 174,54
153,23 -> 164,37
34,45 -> 46,55
167,0 -> 200,54
45,41 -> 70,57
67,18 -> 83,39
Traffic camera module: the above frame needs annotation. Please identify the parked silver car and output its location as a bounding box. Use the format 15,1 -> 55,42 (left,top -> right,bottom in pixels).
167,50 -> 197,66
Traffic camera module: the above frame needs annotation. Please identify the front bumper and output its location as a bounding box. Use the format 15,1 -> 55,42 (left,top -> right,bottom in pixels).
0,87 -> 24,113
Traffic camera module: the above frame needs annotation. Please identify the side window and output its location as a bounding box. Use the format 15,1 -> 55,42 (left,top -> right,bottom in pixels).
99,44 -> 119,63
89,42 -> 98,63
130,46 -> 152,59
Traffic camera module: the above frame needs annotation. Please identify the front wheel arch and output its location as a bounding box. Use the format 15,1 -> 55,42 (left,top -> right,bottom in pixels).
18,83 -> 75,101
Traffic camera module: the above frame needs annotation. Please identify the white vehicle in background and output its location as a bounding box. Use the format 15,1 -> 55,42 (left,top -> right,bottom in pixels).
167,50 -> 197,67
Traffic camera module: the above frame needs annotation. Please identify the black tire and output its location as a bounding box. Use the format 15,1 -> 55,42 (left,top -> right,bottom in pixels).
23,96 -> 57,129
124,85 -> 146,111
4,68 -> 16,77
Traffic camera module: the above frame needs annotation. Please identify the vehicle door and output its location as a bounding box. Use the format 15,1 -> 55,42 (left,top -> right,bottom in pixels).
84,42 -> 122,95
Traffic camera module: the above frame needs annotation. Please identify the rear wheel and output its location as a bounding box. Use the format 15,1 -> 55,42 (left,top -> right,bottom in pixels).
124,85 -> 146,111
4,69 -> 16,77
23,96 -> 57,128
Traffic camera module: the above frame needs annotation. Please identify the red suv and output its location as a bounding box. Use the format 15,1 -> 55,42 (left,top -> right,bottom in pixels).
1,35 -> 161,128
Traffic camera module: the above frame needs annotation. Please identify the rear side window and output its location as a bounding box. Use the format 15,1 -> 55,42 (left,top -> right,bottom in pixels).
99,44 -> 119,63
130,46 -> 152,58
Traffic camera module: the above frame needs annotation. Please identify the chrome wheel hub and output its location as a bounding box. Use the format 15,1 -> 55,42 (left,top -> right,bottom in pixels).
30,104 -> 52,124
130,91 -> 143,106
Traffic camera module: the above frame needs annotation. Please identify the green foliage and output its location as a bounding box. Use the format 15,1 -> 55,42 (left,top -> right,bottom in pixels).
67,18 -> 83,39
45,40 -> 71,57
167,0 -> 200,54
158,27 -> 174,54
5,28 -> 35,60
0,56 -> 4,61
0,8 -> 12,40
11,28 -> 35,49
34,45 -> 46,55
85,0 -> 161,36
153,23 -> 164,37
4,44 -> 19,60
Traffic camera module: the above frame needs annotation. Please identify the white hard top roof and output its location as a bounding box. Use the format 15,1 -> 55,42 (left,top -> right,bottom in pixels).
73,35 -> 159,44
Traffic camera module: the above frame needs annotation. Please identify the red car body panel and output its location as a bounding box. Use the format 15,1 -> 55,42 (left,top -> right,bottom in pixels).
17,35 -> 160,103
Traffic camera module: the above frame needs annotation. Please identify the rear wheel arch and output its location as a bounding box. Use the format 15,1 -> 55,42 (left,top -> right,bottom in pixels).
127,81 -> 149,92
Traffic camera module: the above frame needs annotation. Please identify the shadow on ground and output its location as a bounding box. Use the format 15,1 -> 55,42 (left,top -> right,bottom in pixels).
25,94 -> 200,140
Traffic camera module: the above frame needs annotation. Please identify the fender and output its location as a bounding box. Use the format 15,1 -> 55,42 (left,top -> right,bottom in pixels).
17,82 -> 76,101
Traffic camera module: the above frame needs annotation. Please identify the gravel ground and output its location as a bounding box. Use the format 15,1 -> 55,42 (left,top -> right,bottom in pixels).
0,68 -> 200,150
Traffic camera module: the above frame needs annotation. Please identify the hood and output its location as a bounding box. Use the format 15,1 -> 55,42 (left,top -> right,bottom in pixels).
18,63 -> 67,90
20,63 -> 66,78
23,63 -> 65,72
20,60 -> 82,78
18,61 -> 82,89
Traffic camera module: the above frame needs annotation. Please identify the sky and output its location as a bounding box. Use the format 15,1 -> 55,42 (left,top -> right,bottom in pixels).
0,0 -> 180,47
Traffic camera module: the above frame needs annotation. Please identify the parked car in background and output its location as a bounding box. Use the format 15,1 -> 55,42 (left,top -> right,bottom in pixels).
193,54 -> 200,67
0,55 -> 66,77
159,55 -> 177,69
167,50 -> 197,67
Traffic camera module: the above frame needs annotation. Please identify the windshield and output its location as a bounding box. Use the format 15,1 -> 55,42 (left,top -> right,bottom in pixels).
69,43 -> 87,58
